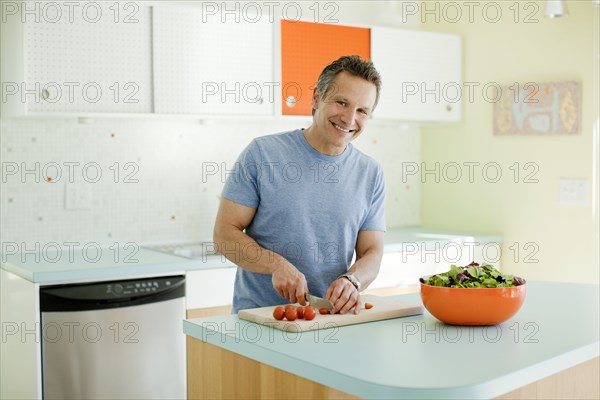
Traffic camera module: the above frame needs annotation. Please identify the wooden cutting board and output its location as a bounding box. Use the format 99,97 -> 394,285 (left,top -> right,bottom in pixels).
238,295 -> 423,332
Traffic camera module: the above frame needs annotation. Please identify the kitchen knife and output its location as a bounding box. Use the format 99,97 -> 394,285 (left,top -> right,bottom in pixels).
305,293 -> 334,312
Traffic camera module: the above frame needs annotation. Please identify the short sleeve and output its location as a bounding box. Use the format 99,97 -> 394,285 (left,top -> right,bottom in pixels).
221,141 -> 261,209
360,166 -> 386,232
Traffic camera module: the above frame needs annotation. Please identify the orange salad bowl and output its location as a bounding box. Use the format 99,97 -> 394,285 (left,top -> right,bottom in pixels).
419,278 -> 527,326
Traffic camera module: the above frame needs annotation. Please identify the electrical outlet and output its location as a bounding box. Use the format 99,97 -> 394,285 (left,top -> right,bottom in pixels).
65,183 -> 92,210
559,179 -> 589,206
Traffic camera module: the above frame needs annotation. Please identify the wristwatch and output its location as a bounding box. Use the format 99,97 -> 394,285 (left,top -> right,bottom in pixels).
339,273 -> 361,291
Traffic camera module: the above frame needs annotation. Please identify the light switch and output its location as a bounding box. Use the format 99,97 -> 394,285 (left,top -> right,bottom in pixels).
559,179 -> 589,206
65,183 -> 92,210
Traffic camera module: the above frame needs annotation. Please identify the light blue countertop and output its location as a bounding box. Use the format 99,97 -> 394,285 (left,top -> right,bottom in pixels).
0,245 -> 233,284
184,281 -> 599,399
0,227 -> 502,284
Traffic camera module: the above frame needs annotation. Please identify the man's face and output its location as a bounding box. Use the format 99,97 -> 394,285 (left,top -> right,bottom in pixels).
311,71 -> 377,155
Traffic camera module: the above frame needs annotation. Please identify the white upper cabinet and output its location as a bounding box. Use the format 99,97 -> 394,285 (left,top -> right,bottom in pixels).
371,27 -> 462,122
1,2 -> 153,116
152,6 -> 274,116
1,6 -> 459,121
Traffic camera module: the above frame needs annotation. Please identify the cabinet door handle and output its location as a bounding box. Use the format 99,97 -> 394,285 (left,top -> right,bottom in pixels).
285,96 -> 296,108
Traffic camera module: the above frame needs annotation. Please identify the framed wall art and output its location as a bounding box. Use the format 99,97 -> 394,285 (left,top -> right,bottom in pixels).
494,81 -> 580,135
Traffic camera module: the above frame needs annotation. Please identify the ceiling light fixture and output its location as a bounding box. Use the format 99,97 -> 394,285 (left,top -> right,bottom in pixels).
545,0 -> 569,18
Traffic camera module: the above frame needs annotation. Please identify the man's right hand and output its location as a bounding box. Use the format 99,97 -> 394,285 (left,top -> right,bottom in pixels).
272,263 -> 308,305
214,198 -> 309,305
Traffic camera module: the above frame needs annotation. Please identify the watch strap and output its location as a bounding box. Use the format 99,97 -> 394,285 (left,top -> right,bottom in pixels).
340,273 -> 361,291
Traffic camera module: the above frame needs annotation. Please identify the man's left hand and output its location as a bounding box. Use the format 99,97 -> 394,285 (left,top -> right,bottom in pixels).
326,278 -> 362,315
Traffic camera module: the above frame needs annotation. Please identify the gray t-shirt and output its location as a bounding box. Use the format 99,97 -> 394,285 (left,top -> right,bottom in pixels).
221,129 -> 386,313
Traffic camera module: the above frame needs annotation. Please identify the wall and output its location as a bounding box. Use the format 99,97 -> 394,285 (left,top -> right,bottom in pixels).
420,0 -> 599,283
0,118 -> 420,246
0,1 -> 421,249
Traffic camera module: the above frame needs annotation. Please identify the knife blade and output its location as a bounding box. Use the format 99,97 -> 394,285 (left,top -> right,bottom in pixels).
305,293 -> 334,312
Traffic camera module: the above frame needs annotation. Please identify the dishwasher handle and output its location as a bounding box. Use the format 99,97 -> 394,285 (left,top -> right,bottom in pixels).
40,275 -> 185,312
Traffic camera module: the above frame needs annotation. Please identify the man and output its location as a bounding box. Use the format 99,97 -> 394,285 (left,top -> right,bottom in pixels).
213,55 -> 385,314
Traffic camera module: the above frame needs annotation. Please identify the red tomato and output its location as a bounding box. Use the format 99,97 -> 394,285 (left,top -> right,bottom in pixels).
304,306 -> 316,321
296,306 -> 305,319
273,306 -> 285,321
285,308 -> 298,321
365,303 -> 374,309
319,308 -> 330,315
284,304 -> 295,312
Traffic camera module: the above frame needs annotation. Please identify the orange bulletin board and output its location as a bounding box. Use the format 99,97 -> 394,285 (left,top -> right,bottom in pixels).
281,20 -> 371,116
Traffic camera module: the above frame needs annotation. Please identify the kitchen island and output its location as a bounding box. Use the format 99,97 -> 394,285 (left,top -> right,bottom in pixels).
0,226 -> 503,398
184,281 -> 599,399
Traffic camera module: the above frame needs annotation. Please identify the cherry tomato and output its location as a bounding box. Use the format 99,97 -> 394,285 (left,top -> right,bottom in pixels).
296,306 -> 305,319
273,306 -> 285,321
285,304 -> 294,312
285,308 -> 298,321
365,303 -> 374,309
304,306 -> 316,321
319,308 -> 330,315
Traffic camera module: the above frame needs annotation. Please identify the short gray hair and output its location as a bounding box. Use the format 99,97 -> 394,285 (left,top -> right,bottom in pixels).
313,55 -> 382,115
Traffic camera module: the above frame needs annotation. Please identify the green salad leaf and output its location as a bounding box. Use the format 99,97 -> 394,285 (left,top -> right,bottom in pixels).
421,262 -> 525,288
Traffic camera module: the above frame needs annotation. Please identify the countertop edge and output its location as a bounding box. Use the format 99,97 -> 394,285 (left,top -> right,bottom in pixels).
0,253 -> 237,284
1,263 -> 34,282
472,343 -> 600,399
183,319 -> 599,399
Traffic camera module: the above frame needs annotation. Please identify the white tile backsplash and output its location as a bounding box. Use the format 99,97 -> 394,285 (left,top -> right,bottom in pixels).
0,117 -> 419,248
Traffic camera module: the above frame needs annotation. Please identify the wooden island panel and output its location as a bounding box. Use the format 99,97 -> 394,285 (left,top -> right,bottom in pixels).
187,336 -> 356,399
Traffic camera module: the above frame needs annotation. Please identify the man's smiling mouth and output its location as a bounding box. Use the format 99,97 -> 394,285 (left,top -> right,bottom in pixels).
331,121 -> 356,133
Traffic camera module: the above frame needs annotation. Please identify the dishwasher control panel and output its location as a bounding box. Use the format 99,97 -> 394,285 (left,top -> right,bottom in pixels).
109,278 -> 174,296
40,275 -> 186,311
98,276 -> 181,299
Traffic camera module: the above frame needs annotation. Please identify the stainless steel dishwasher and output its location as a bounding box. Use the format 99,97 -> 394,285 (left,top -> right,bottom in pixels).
39,275 -> 186,399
